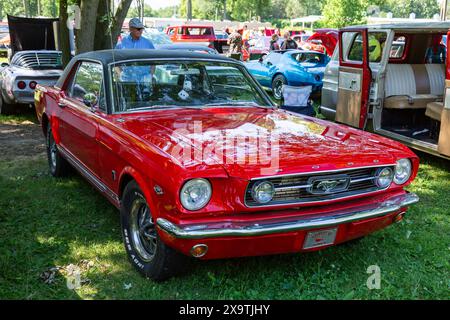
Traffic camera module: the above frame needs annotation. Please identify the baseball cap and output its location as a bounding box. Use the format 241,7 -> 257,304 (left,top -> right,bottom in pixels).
129,18 -> 145,29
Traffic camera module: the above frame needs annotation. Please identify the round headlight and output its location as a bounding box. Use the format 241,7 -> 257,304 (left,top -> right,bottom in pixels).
180,178 -> 212,211
251,181 -> 275,204
394,158 -> 412,185
375,167 -> 394,188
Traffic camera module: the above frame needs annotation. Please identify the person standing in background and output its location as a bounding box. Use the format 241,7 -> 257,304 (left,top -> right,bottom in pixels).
115,18 -> 155,49
280,31 -> 298,50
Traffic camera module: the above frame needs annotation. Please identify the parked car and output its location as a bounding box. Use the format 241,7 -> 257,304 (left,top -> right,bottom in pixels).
143,28 -> 173,46
157,43 -> 218,54
320,22 -> 450,159
245,49 -> 330,99
0,16 -> 62,114
165,25 -> 227,53
35,49 -> 419,281
306,29 -> 338,56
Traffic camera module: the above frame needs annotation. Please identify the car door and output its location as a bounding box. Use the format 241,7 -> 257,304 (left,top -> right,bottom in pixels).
57,61 -> 103,177
438,30 -> 450,157
335,29 -> 371,129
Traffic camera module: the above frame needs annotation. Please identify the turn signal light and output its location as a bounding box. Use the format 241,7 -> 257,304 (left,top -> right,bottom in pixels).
190,244 -> 208,258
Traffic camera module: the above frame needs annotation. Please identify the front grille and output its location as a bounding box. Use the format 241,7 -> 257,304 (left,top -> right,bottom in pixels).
245,166 -> 395,207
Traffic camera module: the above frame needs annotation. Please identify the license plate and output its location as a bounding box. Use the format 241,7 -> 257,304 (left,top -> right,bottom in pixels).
303,228 -> 338,249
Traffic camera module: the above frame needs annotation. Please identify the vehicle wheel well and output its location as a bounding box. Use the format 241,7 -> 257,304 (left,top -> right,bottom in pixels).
42,113 -> 49,140
272,73 -> 286,83
119,173 -> 135,200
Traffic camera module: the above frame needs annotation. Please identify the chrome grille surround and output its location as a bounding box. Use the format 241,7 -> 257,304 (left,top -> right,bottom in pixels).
245,165 -> 396,207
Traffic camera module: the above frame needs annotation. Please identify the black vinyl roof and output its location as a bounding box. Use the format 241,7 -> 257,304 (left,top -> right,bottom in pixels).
74,49 -> 236,65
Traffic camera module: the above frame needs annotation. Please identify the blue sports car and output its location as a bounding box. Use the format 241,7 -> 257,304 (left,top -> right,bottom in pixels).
245,50 -> 330,100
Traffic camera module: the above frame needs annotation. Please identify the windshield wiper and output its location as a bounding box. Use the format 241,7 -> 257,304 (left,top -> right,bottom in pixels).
203,101 -> 271,108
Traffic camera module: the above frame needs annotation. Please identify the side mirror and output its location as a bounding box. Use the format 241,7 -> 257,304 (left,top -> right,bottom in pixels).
83,93 -> 98,109
258,57 -> 264,63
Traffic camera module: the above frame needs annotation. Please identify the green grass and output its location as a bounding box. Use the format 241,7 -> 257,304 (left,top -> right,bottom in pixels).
0,114 -> 449,300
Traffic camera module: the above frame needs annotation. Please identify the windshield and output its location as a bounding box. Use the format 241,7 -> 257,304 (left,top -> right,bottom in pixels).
143,32 -> 172,45
111,60 -> 271,112
292,52 -> 324,64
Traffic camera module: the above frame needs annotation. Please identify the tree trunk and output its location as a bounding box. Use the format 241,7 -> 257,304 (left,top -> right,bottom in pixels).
109,0 -> 133,48
94,0 -> 110,51
23,0 -> 30,17
75,0 -> 100,54
223,0 -> 227,21
94,0 -> 133,50
59,0 -> 71,68
187,0 -> 192,20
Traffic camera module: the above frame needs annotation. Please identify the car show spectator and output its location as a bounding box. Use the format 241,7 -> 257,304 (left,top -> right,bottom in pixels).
227,28 -> 243,60
425,35 -> 446,64
115,18 -> 155,50
280,31 -> 298,50
270,34 -> 280,51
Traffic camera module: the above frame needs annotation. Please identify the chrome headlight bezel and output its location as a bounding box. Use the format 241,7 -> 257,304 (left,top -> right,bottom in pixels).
251,181 -> 275,204
394,158 -> 412,185
375,167 -> 394,189
180,178 -> 212,211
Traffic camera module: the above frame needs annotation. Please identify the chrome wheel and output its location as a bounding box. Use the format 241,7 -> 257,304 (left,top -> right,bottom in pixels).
49,138 -> 57,170
129,196 -> 157,262
273,77 -> 285,100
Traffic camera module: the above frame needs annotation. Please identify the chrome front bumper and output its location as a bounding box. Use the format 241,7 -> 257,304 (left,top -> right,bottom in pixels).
157,193 -> 419,239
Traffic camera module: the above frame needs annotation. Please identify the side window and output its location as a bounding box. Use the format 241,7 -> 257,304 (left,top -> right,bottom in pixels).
68,61 -> 105,110
346,31 -> 386,63
389,36 -> 406,59
346,32 -> 363,62
168,28 -> 175,36
368,32 -> 386,63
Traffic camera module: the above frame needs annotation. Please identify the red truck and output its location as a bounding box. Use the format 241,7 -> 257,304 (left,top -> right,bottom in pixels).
165,25 -> 228,54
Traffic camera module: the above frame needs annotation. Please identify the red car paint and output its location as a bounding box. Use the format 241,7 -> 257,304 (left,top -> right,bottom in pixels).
34,56 -> 419,261
304,29 -> 338,56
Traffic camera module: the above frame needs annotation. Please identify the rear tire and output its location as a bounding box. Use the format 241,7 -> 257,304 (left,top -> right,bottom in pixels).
0,96 -> 14,115
272,74 -> 287,100
46,125 -> 70,177
120,181 -> 189,281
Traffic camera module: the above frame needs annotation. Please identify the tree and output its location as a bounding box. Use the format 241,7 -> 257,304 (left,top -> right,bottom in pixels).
58,0 -> 71,67
384,0 -> 440,19
322,0 -> 368,28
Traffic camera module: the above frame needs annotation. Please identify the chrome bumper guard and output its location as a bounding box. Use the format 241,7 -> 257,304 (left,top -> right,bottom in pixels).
156,193 -> 419,240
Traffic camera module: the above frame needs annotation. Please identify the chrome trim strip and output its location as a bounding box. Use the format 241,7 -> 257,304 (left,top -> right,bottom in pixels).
274,175 -> 378,191
157,193 -> 419,239
249,164 -> 396,181
58,146 -> 120,205
274,184 -> 312,191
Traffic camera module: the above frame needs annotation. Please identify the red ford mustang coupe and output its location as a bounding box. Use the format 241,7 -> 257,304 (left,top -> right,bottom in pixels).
34,50 -> 419,281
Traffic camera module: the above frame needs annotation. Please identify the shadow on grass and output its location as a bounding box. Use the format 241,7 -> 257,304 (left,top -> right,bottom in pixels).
0,121 -> 449,299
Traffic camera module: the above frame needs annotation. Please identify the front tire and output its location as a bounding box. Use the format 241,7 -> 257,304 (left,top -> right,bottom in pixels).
46,125 -> 70,177
272,74 -> 287,100
120,181 -> 189,281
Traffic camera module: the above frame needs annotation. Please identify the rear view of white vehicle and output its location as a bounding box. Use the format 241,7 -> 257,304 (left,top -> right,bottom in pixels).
0,15 -> 63,114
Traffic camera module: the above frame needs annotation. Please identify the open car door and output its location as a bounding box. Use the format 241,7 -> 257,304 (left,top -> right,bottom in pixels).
438,30 -> 450,157
335,29 -> 371,129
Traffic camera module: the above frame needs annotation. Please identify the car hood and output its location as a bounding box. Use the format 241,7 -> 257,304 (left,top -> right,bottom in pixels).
7,15 -> 58,55
116,107 -> 410,180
